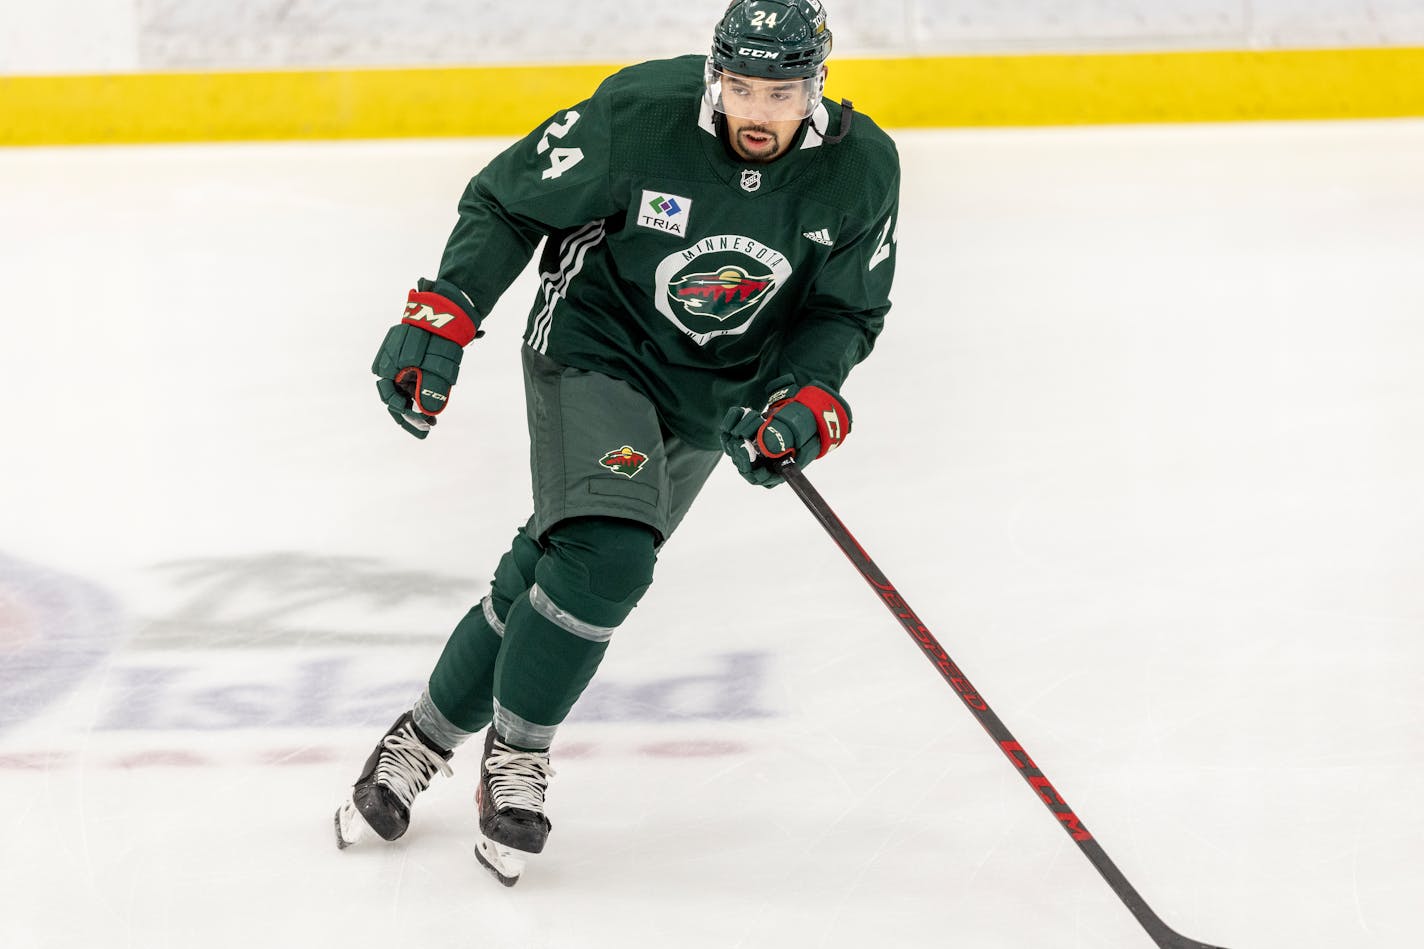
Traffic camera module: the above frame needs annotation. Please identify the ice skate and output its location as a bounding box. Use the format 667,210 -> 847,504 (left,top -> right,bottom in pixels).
335,711 -> 453,849
473,727 -> 555,886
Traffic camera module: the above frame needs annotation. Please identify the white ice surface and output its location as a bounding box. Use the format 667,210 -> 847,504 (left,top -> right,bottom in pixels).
2,120 -> 1423,949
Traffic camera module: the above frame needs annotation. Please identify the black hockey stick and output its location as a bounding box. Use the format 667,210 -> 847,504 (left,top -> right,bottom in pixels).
779,459 -> 1230,949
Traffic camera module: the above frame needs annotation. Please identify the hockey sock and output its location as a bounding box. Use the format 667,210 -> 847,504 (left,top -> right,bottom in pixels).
492,518 -> 656,749
426,521 -> 542,732
489,518 -> 542,617
425,602 -> 503,733
412,688 -> 473,752
492,593 -> 608,749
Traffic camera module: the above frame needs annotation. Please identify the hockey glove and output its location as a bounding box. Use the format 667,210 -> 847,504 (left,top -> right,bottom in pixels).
373,281 -> 480,439
719,376 -> 852,488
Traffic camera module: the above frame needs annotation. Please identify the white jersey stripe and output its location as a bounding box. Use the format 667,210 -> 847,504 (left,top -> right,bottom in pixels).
530,222 -> 603,351
529,221 -> 602,350
528,221 -> 606,352
550,221 -> 602,287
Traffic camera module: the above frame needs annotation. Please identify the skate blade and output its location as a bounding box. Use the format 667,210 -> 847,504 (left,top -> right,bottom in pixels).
475,835 -> 531,887
334,797 -> 371,850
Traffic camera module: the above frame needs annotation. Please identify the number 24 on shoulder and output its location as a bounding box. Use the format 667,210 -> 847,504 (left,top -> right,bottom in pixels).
537,111 -> 584,181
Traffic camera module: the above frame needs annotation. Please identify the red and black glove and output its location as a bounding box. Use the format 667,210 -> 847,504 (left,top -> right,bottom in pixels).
719,376 -> 852,487
372,281 -> 480,438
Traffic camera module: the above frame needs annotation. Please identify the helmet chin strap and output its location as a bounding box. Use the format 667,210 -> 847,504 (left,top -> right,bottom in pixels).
712,110 -> 733,158
820,98 -> 855,144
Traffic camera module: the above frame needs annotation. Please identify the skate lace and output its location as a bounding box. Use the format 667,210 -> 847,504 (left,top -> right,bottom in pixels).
374,728 -> 453,808
485,740 -> 555,812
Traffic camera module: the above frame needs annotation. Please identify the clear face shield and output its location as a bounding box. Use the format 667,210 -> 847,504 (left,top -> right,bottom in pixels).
704,61 -> 825,123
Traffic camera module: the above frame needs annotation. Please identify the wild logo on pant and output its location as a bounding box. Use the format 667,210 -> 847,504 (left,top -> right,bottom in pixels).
599,446 -> 650,479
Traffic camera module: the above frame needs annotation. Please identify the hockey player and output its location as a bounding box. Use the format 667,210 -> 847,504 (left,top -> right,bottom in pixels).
335,0 -> 899,886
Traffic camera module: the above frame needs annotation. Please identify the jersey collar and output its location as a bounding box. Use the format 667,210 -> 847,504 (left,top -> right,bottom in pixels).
696,98 -> 829,196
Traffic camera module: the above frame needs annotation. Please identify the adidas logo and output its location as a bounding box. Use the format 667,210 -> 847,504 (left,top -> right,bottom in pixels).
803,228 -> 834,247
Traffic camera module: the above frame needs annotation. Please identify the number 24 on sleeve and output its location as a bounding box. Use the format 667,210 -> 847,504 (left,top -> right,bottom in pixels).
537,111 -> 584,181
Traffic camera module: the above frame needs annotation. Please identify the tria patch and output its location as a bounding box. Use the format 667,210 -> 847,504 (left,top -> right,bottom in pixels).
637,190 -> 693,237
599,445 -> 650,479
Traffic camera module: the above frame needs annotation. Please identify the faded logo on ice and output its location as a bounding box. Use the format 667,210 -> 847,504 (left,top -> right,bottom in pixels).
0,554 -> 123,734
81,554 -> 778,732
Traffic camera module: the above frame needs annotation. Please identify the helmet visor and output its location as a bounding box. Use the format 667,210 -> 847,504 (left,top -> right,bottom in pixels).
704,63 -> 823,122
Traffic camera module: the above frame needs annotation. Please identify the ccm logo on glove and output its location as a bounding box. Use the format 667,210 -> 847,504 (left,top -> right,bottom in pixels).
373,284 -> 480,440
403,291 -> 479,347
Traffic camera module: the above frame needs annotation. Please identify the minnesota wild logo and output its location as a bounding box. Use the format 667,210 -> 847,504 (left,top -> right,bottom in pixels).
669,266 -> 775,323
654,235 -> 794,346
599,445 -> 650,479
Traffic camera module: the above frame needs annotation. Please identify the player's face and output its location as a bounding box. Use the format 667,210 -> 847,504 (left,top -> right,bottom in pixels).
717,71 -> 820,163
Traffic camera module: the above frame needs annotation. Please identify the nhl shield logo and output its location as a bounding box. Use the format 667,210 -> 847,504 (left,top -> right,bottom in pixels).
740,169 -> 762,193
599,445 -> 650,479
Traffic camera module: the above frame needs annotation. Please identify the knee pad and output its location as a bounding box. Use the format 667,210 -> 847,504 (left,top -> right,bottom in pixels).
534,517 -> 657,630
489,519 -> 543,619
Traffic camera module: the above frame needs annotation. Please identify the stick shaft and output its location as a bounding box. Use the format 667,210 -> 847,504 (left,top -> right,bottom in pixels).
780,461 -> 1225,949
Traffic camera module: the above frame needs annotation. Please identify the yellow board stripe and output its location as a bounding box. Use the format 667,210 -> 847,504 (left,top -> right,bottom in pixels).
835,47 -> 1424,127
2,47 -> 1422,146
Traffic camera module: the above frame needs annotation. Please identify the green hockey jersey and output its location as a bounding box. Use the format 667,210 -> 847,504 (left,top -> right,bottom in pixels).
435,54 -> 900,450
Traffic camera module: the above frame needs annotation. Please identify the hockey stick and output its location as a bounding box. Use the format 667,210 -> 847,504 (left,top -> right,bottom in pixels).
779,459 -> 1230,949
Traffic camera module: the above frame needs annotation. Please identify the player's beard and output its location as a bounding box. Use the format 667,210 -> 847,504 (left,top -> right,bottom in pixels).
734,124 -> 782,163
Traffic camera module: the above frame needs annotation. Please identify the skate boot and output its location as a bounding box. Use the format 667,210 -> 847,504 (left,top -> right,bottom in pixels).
473,727 -> 555,886
335,711 -> 453,849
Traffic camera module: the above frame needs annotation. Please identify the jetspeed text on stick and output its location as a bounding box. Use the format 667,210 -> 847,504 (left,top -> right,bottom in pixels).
877,585 -> 989,711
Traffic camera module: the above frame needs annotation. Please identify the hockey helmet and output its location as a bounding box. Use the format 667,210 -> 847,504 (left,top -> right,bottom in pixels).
706,0 -> 832,122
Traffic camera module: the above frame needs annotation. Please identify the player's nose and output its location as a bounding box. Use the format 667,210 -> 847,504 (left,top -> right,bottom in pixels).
742,96 -> 777,122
